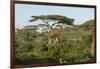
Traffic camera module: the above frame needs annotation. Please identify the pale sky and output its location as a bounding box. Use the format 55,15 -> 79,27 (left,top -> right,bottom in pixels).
15,3 -> 94,28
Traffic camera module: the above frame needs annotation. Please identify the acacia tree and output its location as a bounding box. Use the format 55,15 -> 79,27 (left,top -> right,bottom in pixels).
29,15 -> 74,32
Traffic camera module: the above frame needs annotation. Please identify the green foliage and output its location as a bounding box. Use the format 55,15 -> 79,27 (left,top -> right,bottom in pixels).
29,15 -> 74,30
79,19 -> 94,31
15,19 -> 95,65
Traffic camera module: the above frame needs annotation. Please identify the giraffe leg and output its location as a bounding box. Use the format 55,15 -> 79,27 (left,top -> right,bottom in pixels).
54,38 -> 58,45
47,39 -> 52,46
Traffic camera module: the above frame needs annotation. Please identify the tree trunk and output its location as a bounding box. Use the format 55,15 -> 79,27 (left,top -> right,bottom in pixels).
91,35 -> 95,56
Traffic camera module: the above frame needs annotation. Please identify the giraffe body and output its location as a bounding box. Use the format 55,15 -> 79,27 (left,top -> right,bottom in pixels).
47,27 -> 63,46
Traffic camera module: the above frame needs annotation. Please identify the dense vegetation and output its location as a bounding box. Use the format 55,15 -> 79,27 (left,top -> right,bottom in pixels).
15,15 -> 95,65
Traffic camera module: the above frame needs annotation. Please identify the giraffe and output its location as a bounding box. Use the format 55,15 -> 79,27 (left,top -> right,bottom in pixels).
47,26 -> 63,46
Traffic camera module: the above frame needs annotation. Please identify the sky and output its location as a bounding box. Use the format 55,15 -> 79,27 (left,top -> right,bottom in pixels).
15,3 -> 95,28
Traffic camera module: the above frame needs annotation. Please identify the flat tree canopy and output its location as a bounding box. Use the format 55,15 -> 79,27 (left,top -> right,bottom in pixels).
29,15 -> 74,25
